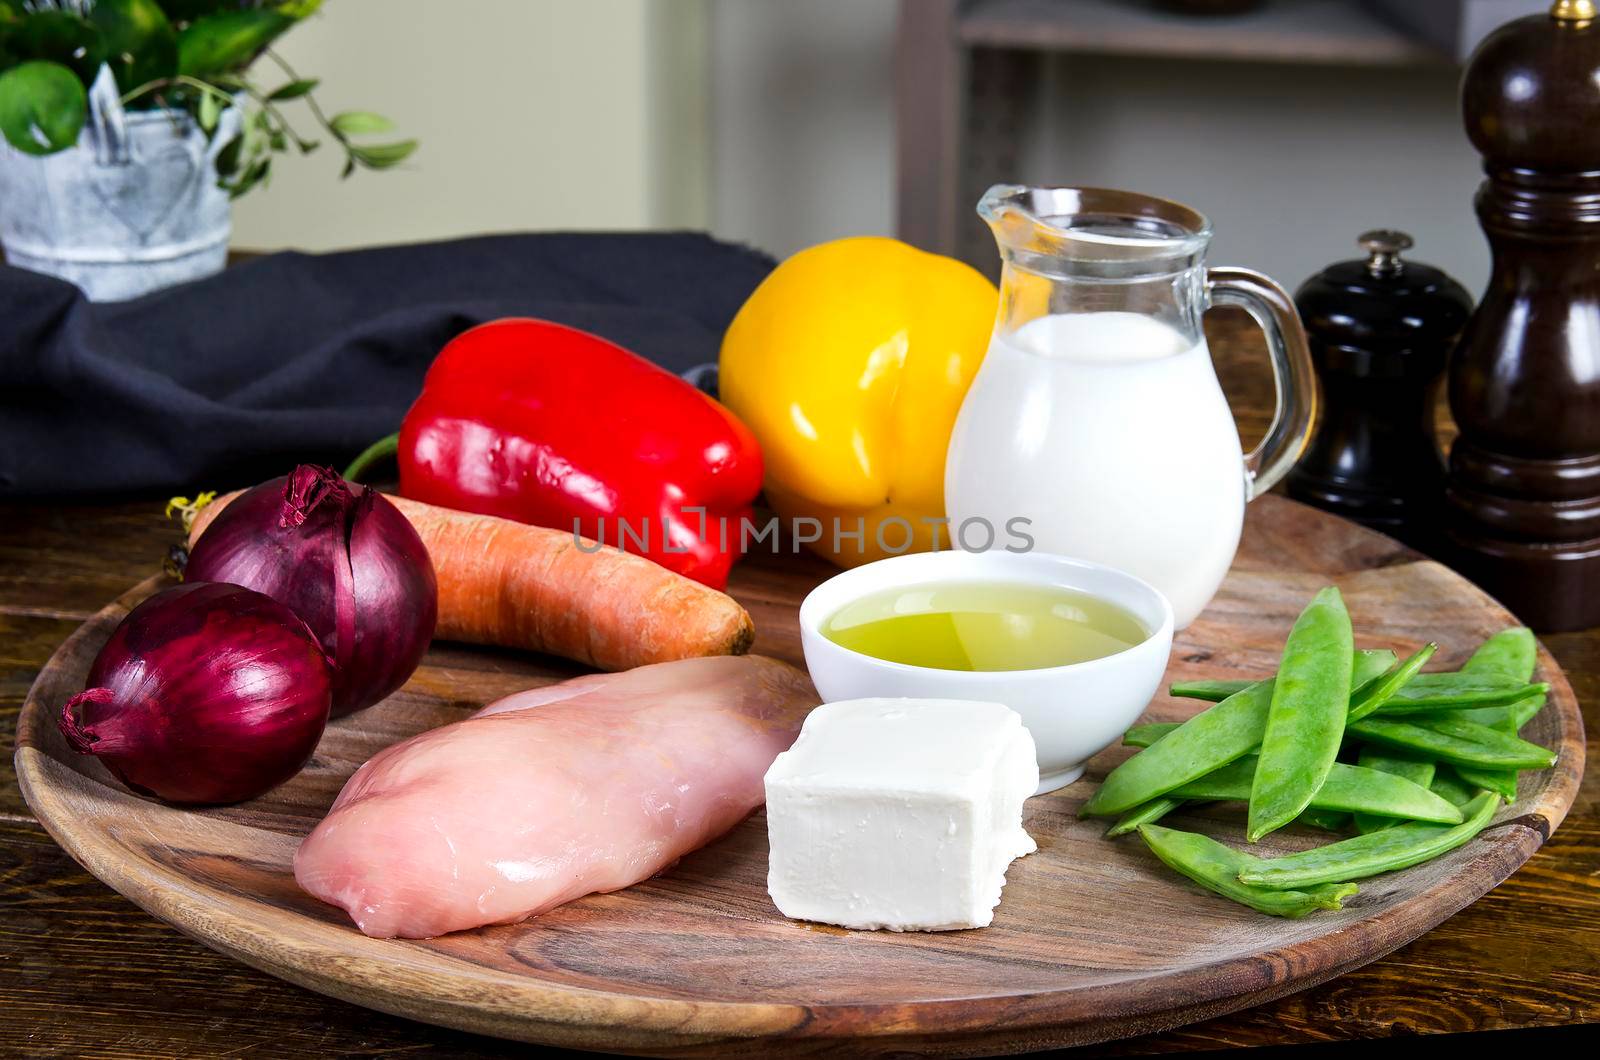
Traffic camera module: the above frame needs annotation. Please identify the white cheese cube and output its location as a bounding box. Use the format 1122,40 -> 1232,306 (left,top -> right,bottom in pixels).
764,697 -> 1038,932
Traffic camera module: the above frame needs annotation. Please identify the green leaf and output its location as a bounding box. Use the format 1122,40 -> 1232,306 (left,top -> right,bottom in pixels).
177,9 -> 292,76
266,77 -> 318,101
0,60 -> 87,155
232,155 -> 270,195
157,2 -> 243,26
274,1 -> 324,20
214,130 -> 243,175
12,11 -> 109,86
196,85 -> 219,131
347,139 -> 416,169
329,110 -> 393,137
91,0 -> 178,97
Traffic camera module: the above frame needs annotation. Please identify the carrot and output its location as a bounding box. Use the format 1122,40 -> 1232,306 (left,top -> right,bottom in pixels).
188,490 -> 754,671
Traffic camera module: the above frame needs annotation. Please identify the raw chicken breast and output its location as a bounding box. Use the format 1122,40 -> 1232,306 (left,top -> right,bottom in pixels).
294,655 -> 817,938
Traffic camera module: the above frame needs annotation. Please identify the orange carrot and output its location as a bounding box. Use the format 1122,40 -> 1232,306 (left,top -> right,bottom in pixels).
188,490 -> 754,671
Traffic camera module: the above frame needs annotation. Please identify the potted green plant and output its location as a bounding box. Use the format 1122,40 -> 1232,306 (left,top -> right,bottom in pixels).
0,1 -> 414,300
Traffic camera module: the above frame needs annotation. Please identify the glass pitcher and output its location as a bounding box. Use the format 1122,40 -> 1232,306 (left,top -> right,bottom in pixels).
945,186 -> 1316,629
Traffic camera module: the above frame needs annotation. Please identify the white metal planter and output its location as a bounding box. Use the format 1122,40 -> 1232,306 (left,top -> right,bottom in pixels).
0,68 -> 239,302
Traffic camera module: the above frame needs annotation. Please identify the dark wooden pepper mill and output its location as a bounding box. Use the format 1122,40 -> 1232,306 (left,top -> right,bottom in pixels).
1446,0 -> 1600,631
1289,230 -> 1472,551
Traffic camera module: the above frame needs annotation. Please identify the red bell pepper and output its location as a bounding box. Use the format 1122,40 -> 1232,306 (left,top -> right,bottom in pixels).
353,318 -> 763,589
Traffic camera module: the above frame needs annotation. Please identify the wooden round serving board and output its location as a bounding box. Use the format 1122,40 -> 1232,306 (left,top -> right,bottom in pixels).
13,496 -> 1586,1058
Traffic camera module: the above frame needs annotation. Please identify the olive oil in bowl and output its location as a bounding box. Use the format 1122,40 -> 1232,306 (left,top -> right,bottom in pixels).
820,582 -> 1148,672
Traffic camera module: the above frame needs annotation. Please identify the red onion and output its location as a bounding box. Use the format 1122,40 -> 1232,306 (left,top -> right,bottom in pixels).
60,582 -> 333,805
185,465 -> 437,717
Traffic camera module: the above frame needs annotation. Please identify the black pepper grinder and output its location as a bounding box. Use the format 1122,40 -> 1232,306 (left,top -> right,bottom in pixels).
1287,231 -> 1473,551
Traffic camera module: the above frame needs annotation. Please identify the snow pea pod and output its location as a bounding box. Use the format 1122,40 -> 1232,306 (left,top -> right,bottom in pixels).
1119,727 -> 1354,832
1452,763 -> 1519,800
1451,691 -> 1546,731
1430,768 -> 1484,807
1510,691 -> 1549,729
1370,674 -> 1548,715
1169,647 -> 1398,703
1084,649 -> 1395,818
1250,586 -> 1354,842
1345,643 -> 1437,722
1352,747 -> 1436,833
1237,792 -> 1501,889
1461,627 -> 1536,682
1106,796 -> 1186,837
1298,807 -> 1352,832
1453,630 -> 1540,796
1138,824 -> 1359,917
1347,714 -> 1557,770
1167,678 -> 1252,702
1175,672 -> 1541,712
1082,682 -> 1276,817
1123,721 -> 1180,748
1168,756 -> 1464,824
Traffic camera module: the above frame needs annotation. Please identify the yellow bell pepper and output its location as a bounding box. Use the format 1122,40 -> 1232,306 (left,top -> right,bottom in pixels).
719,237 -> 998,567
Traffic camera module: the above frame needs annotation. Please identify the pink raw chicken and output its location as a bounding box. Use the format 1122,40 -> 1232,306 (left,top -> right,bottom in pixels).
294,655 -> 817,938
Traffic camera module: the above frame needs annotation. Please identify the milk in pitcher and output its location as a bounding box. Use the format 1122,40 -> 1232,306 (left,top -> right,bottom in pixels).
945,186 -> 1315,629
945,311 -> 1245,627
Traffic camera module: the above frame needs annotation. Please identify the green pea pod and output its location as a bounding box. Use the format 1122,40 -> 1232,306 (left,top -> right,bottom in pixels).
1123,721 -> 1180,748
1370,674 -> 1548,715
1297,807 -> 1352,832
1138,824 -> 1359,917
1123,727 -> 1383,835
1237,792 -> 1501,889
1352,747 -> 1436,833
1082,681 -> 1274,817
1510,691 -> 1549,729
1083,650 -> 1395,818
1168,648 -> 1398,703
1167,678 -> 1252,702
1106,796 -> 1186,837
1348,714 -> 1557,770
1168,756 -> 1463,824
1452,763 -> 1520,800
1184,674 -> 1543,712
1345,643 -> 1437,722
1450,692 -> 1546,731
1454,633 -> 1540,798
1250,587 -> 1355,842
1430,768 -> 1487,807
1460,627 -> 1537,682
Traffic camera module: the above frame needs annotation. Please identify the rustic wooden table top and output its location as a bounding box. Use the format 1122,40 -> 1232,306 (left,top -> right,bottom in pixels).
2,311 -> 1596,1057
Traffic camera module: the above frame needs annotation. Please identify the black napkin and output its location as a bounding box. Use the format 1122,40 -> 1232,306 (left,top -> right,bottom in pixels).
0,232 -> 773,497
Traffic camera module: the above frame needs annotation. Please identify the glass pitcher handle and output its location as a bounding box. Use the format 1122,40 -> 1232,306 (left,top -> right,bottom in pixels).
1206,267 -> 1318,501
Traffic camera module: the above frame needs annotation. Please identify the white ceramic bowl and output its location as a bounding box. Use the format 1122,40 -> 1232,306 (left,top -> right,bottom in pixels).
798,550 -> 1175,794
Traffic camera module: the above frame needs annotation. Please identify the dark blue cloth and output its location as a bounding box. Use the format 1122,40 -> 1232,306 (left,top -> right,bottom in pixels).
0,232 -> 773,496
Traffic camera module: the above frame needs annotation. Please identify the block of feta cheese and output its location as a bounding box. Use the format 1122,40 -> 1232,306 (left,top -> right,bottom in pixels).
764,697 -> 1038,932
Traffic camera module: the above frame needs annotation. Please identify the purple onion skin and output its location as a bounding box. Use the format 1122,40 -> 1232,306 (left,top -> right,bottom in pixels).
60,582 -> 333,805
185,466 -> 438,717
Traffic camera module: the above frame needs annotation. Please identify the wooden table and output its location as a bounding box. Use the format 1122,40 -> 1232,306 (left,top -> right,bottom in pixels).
3,313 -> 1596,1057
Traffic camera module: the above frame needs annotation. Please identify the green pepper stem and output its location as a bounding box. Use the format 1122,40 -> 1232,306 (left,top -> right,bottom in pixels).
343,434 -> 400,483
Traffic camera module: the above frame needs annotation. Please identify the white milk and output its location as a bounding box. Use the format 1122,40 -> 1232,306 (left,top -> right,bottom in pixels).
945,311 -> 1246,628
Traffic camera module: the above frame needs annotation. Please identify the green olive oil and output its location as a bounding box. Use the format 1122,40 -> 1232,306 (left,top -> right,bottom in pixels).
821,582 -> 1148,672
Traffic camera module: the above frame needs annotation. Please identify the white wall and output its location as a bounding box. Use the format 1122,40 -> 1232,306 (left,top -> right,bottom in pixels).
230,0 -> 708,250
707,0 -> 898,257
233,0 -> 1497,298
1025,53 -> 1488,294
706,0 -> 1493,295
